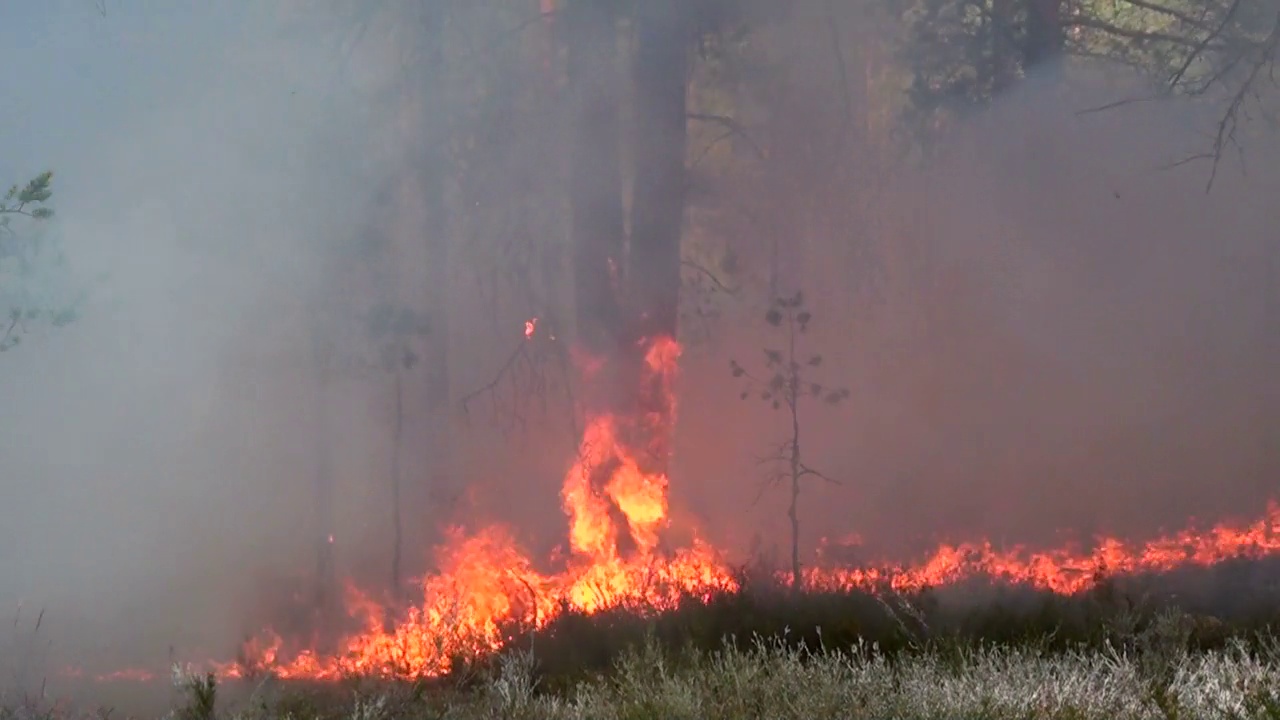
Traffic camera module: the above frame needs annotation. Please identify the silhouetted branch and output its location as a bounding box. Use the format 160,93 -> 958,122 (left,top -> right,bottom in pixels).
682,258 -> 738,295
457,319 -> 560,435
458,338 -> 532,431
1118,0 -> 1216,31
798,462 -> 841,486
1167,0 -> 1246,89
687,112 -> 767,160
1066,15 -> 1227,49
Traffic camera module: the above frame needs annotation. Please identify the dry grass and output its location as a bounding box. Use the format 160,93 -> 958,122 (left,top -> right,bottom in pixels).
157,629 -> 1280,720
8,570 -> 1280,720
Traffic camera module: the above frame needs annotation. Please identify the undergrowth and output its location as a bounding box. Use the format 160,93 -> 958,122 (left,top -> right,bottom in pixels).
8,568 -> 1280,720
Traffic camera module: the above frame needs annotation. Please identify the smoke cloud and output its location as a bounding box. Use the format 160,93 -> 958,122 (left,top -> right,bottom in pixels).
0,1 -> 1277,708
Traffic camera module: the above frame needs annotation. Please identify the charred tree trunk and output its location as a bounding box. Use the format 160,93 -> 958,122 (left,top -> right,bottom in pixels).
630,2 -> 689,342
566,0 -> 627,404
627,1 -> 691,475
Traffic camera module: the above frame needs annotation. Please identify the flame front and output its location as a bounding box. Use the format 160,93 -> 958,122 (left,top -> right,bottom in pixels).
210,330 -> 1280,682
220,332 -> 733,680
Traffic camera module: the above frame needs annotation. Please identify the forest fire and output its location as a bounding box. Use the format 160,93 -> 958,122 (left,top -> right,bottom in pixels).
209,331 -> 735,681
195,327 -> 1280,683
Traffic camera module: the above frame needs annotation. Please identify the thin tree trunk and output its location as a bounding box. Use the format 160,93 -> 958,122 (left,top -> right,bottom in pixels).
313,365 -> 337,649
390,370 -> 404,611
991,0 -> 1015,93
422,5 -> 452,538
787,321 -> 802,591
539,0 -> 558,83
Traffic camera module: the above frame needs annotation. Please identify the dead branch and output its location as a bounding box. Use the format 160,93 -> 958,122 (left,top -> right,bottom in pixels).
682,258 -> 738,295
1065,15 -> 1229,50
1167,0 -> 1246,89
1117,0 -> 1218,32
798,462 -> 841,486
687,112 -> 768,160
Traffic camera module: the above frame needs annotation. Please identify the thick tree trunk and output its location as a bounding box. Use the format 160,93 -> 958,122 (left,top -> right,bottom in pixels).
1024,0 -> 1064,69
629,1 -> 690,344
627,1 -> 691,477
564,1 -> 630,558
566,0 -> 627,380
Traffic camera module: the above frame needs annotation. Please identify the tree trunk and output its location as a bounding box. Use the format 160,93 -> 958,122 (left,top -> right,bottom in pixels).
1024,0 -> 1064,70
390,369 -> 405,612
789,429 -> 802,591
539,0 -> 559,83
787,324 -> 803,591
313,365 -> 337,650
628,0 -> 691,475
630,1 -> 689,341
566,0 -> 626,379
422,4 -> 452,544
990,0 -> 1015,94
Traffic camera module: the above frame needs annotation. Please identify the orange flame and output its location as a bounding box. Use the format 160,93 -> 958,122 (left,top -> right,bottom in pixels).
70,330 -> 1280,684
804,502 -> 1280,595
210,333 -> 732,680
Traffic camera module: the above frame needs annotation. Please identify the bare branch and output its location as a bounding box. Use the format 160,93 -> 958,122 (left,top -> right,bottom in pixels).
1116,0 -> 1217,32
1065,15 -> 1228,50
1167,0 -> 1245,90
1202,13 -> 1280,191
682,258 -> 738,295
0,310 -> 25,352
687,113 -> 768,160
458,335 -> 540,434
798,462 -> 841,486
1075,94 -> 1163,115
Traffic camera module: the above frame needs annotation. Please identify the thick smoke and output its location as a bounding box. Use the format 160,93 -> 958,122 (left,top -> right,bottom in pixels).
0,2 -> 451,690
1,1 -> 1278,708
675,61 -> 1280,563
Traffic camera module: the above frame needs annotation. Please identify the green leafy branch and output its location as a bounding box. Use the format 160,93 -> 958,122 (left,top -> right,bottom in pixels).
0,171 -> 55,227
0,171 -> 77,353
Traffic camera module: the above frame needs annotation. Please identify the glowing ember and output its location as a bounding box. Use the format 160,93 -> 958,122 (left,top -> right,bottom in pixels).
524,317 -> 537,340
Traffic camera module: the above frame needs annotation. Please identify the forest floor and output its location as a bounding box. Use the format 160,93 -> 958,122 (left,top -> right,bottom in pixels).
7,561 -> 1280,720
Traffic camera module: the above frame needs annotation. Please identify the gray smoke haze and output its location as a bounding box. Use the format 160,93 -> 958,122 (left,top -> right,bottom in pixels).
0,1 -> 438,685
1,0 -> 1278,708
675,62 -> 1280,563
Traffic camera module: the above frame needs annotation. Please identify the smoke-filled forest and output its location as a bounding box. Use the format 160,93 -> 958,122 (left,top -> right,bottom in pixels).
3,1 -> 1280,718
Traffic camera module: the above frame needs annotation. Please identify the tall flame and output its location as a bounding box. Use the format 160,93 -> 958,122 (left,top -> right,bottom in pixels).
217,331 -> 732,680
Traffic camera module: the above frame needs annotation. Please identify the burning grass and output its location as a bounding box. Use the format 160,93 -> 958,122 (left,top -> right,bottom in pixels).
205,327 -> 1280,683
9,569 -> 1280,719
50,586 -> 1280,719
13,332 -> 1280,717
